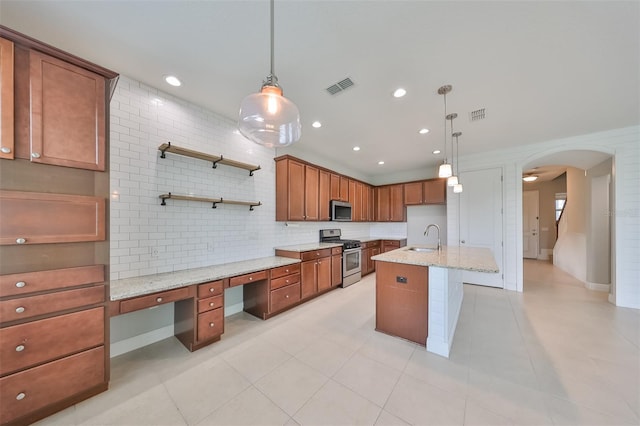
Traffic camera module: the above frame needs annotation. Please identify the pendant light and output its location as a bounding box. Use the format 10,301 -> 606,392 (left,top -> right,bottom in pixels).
238,0 -> 301,148
453,131 -> 463,193
437,85 -> 453,178
446,113 -> 459,186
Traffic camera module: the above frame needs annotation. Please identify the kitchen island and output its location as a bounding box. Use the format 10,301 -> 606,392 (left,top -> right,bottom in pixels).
371,245 -> 498,358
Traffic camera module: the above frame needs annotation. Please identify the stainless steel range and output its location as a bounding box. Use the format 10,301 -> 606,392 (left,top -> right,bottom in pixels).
319,229 -> 362,287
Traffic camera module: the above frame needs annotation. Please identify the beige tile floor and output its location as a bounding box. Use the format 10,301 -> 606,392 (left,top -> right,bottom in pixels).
37,260 -> 639,425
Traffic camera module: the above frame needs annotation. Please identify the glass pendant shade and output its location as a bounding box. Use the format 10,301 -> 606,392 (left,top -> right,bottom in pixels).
453,183 -> 463,193
438,162 -> 453,178
239,84 -> 301,148
447,175 -> 458,186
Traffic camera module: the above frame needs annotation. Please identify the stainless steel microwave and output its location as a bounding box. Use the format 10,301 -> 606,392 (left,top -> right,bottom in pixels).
330,200 -> 352,221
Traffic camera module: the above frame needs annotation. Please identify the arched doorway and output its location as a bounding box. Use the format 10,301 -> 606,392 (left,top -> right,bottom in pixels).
517,149 -> 615,300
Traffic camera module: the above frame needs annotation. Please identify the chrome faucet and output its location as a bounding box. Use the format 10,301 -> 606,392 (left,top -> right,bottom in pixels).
424,224 -> 442,251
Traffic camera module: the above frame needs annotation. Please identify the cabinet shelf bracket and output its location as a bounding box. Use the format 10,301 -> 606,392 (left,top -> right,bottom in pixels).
249,202 -> 261,211
160,192 -> 171,205
212,198 -> 220,209
249,166 -> 261,177
211,155 -> 222,169
159,142 -> 171,159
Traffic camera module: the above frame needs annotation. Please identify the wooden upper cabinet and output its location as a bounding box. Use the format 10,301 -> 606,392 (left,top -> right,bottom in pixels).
276,158 -> 305,221
0,37 -> 14,160
304,165 -> 319,221
424,178 -> 446,204
376,186 -> 390,221
390,184 -> 405,221
403,179 -> 447,205
319,169 -> 330,221
404,181 -> 424,205
339,176 -> 349,201
330,173 -> 341,201
29,50 -> 106,171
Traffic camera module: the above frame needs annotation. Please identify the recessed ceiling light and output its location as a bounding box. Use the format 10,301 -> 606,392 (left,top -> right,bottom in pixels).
378,161 -> 385,165
164,75 -> 182,87
522,175 -> 538,182
353,146 -> 360,151
419,128 -> 429,134
393,88 -> 406,98
432,150 -> 441,155
312,121 -> 322,128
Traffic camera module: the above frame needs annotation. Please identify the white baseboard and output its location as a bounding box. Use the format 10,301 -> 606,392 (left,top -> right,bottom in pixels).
537,249 -> 553,261
110,324 -> 174,358
586,281 -> 611,292
608,293 -> 616,305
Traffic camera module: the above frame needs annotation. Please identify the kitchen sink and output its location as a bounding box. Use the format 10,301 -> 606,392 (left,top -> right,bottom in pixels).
406,247 -> 436,253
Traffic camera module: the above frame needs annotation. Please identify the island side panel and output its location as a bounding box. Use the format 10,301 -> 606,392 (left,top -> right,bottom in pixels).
426,266 -> 464,358
375,261 -> 428,345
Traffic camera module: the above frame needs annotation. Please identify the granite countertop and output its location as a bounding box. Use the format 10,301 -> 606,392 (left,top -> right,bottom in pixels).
356,236 -> 407,242
110,256 -> 301,301
273,242 -> 342,252
371,245 -> 499,273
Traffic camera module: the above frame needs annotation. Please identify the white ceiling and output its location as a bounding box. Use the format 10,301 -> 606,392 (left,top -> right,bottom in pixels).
1,1 -> 638,181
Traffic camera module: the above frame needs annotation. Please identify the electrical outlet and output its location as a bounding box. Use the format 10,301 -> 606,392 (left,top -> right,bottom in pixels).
151,248 -> 159,258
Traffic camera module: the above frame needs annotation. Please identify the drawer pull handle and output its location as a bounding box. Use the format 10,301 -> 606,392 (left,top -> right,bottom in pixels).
285,269 -> 289,273
249,277 -> 253,281
285,295 -> 289,299
209,302 -> 215,307
209,288 -> 215,292
16,393 -> 26,401
16,238 -> 26,244
15,281 -> 26,288
16,345 -> 25,352
285,280 -> 289,283
31,152 -> 41,159
156,297 -> 163,303
1,147 -> 11,154
15,307 -> 25,314
209,322 -> 215,327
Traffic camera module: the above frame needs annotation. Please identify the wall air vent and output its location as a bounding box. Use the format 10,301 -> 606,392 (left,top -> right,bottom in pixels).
469,108 -> 486,121
326,77 -> 355,95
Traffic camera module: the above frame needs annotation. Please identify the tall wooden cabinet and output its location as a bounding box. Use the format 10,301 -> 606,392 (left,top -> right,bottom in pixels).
376,184 -> 405,222
0,26 -> 118,426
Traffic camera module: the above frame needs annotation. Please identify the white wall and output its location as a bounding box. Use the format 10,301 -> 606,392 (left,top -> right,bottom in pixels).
450,126 -> 639,309
108,76 -> 401,353
406,205 -> 447,246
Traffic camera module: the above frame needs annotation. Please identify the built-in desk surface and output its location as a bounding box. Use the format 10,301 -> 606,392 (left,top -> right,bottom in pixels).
110,256 -> 300,301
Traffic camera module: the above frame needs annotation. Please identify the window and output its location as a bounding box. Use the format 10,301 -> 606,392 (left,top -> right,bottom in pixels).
555,193 -> 566,221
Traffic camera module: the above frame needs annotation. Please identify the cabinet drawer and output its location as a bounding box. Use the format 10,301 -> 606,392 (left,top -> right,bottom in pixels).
0,190 -> 105,245
270,273 -> 300,291
270,263 -> 300,279
270,282 -> 301,313
0,307 -> 104,376
197,295 -> 223,314
197,308 -> 223,342
300,249 -> 331,261
0,285 -> 104,323
119,287 -> 191,314
229,270 -> 268,288
331,247 -> 342,255
363,240 -> 380,249
197,280 -> 223,298
383,240 -> 401,248
0,265 -> 104,298
0,346 -> 105,425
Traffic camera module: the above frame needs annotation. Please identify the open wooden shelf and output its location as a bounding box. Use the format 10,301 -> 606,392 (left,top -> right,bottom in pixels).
159,193 -> 261,211
158,142 -> 261,176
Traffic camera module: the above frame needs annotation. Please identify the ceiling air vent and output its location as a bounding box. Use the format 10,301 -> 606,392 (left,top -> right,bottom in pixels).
469,108 -> 486,121
326,77 -> 355,95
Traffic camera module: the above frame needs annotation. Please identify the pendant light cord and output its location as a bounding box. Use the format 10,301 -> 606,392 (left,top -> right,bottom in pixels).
443,93 -> 448,161
270,0 -> 275,77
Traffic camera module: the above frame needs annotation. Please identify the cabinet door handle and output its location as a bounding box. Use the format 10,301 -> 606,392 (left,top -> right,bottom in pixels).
209,302 -> 215,307
156,297 -> 163,303
15,307 -> 25,314
16,238 -> 26,244
285,279 -> 289,283
15,281 -> 26,288
15,345 -> 25,352
209,288 -> 215,292
285,295 -> 289,299
249,277 -> 253,281
209,322 -> 215,327
285,269 -> 289,273
16,393 -> 26,401
31,152 -> 41,159
1,147 -> 11,154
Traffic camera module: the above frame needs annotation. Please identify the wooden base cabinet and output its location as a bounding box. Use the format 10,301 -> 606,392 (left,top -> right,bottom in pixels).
375,261 -> 428,345
275,248 -> 335,300
0,266 -> 107,426
362,240 -> 381,276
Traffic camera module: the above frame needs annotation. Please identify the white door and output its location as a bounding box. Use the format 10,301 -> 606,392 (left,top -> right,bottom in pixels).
459,168 -> 503,288
523,190 -> 539,259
